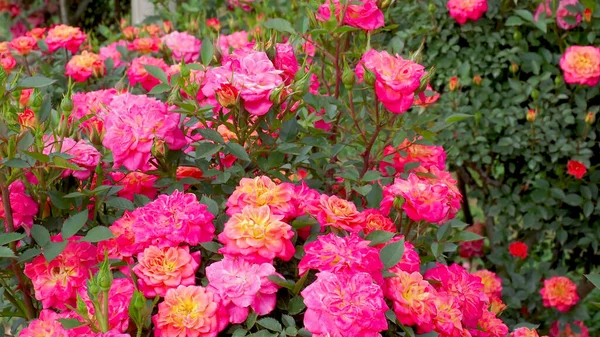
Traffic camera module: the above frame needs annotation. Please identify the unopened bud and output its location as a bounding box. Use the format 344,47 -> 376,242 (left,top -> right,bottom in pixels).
510,63 -> 519,73
513,31 -> 522,41
364,68 -> 376,87
133,291 -> 145,309
527,109 -> 536,122
31,91 -> 43,111
61,96 -> 73,113
584,8 -> 592,23
531,89 -> 539,100
379,0 -> 392,9
393,196 -> 405,210
554,75 -> 562,87
585,112 -> 595,125
428,3 -> 436,14
152,139 -> 166,158
472,75 -> 482,86
180,65 -> 190,78
215,83 -> 239,109
342,66 -> 356,90
448,76 -> 458,91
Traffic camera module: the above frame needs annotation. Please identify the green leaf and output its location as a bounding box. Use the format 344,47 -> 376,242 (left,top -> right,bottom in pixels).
267,275 -> 295,290
81,226 -> 114,243
201,37 -> 214,66
564,194 -> 583,206
200,241 -> 222,253
31,225 -> 51,246
453,231 -> 484,242
366,230 -> 396,246
257,317 -> 282,332
585,274 -> 600,289
61,210 -> 89,239
288,295 -> 306,315
0,232 -> 25,246
23,151 -> 50,163
0,246 -> 16,258
512,323 -> 540,330
263,18 -> 296,35
194,142 -> 222,159
198,128 -> 224,143
246,311 -> 258,329
445,114 -> 472,124
505,16 -> 524,26
58,318 -> 85,329
16,75 -> 56,89
514,9 -> 534,22
379,238 -> 405,269
281,314 -> 295,328
232,329 -> 247,337
3,159 -> 32,168
105,197 -> 135,210
17,248 -> 41,263
225,142 -> 250,162
200,196 -> 219,216
436,222 -> 452,241
43,241 -> 68,262
52,156 -> 82,171
362,171 -> 382,181
144,65 -> 169,85
148,83 -> 171,95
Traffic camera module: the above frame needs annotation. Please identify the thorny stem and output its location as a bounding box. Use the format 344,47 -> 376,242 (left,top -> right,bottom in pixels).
1,181 -> 36,320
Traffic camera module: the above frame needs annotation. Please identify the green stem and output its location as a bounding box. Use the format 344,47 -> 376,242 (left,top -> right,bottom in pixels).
103,290 -> 110,332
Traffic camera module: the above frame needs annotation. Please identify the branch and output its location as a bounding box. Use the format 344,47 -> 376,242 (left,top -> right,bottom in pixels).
59,0 -> 69,24
72,0 -> 93,22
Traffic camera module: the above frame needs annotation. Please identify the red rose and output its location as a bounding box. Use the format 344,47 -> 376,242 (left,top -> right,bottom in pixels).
567,160 -> 587,179
509,241 -> 528,259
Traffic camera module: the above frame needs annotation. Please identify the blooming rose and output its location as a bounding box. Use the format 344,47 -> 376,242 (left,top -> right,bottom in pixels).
134,245 -> 201,297
432,292 -> 464,337
163,31 -> 201,63
24,236 -> 97,310
317,0 -> 385,31
470,310 -> 509,337
540,276 -> 579,312
509,241 -> 528,259
312,194 -> 365,232
71,88 -> 118,139
128,55 -> 169,91
19,310 -> 69,337
362,208 -> 396,234
27,27 -> 46,40
356,49 -> 425,114
381,138 -> 447,175
109,171 -> 158,201
217,31 -> 253,56
9,36 -> 37,55
386,270 -> 437,332
447,0 -> 488,24
219,205 -> 295,263
66,51 -> 105,82
45,24 -> 86,53
1,54 -> 16,72
274,43 -> 299,85
511,327 -> 541,337
102,93 -> 186,171
226,176 -> 294,217
206,257 -> 280,323
299,233 -> 384,284
0,180 -> 38,231
129,37 -> 161,54
473,270 -> 503,298
153,285 -> 229,337
100,40 -> 128,68
560,46 -> 600,86
567,159 -> 587,179
43,136 -> 101,180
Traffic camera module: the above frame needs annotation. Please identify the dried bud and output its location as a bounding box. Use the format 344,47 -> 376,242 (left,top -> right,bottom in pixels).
215,83 -> 239,109
584,8 -> 592,23
510,63 -> 519,73
585,112 -> 595,125
527,109 -> 536,122
448,76 -> 459,91
472,75 -> 482,86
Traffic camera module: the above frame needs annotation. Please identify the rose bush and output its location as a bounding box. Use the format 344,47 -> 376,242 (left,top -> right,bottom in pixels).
0,0 -> 597,337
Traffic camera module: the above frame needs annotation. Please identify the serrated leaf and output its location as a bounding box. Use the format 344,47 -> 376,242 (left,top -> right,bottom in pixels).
200,241 -> 222,253
263,18 -> 296,34
366,230 -> 396,246
453,231 -> 483,242
61,210 -> 89,239
3,159 -> 31,168
105,197 -> 135,210
225,142 -> 250,162
0,233 -> 25,246
22,151 -> 50,163
514,9 -> 534,22
81,226 -> 114,243
288,296 -> 306,315
17,248 -> 41,263
58,318 -> 85,329
0,246 -> 16,258
246,311 -> 258,329
564,194 -> 583,206
201,37 -> 214,66
31,225 -> 51,246
505,16 -> 524,26
43,241 -> 68,262
148,83 -> 171,95
52,156 -> 83,171
198,128 -> 224,143
144,65 -> 169,85
379,238 -> 405,269
445,113 -> 472,124
16,76 -> 56,89
257,317 -> 282,332
585,274 -> 600,289
281,314 -> 295,328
